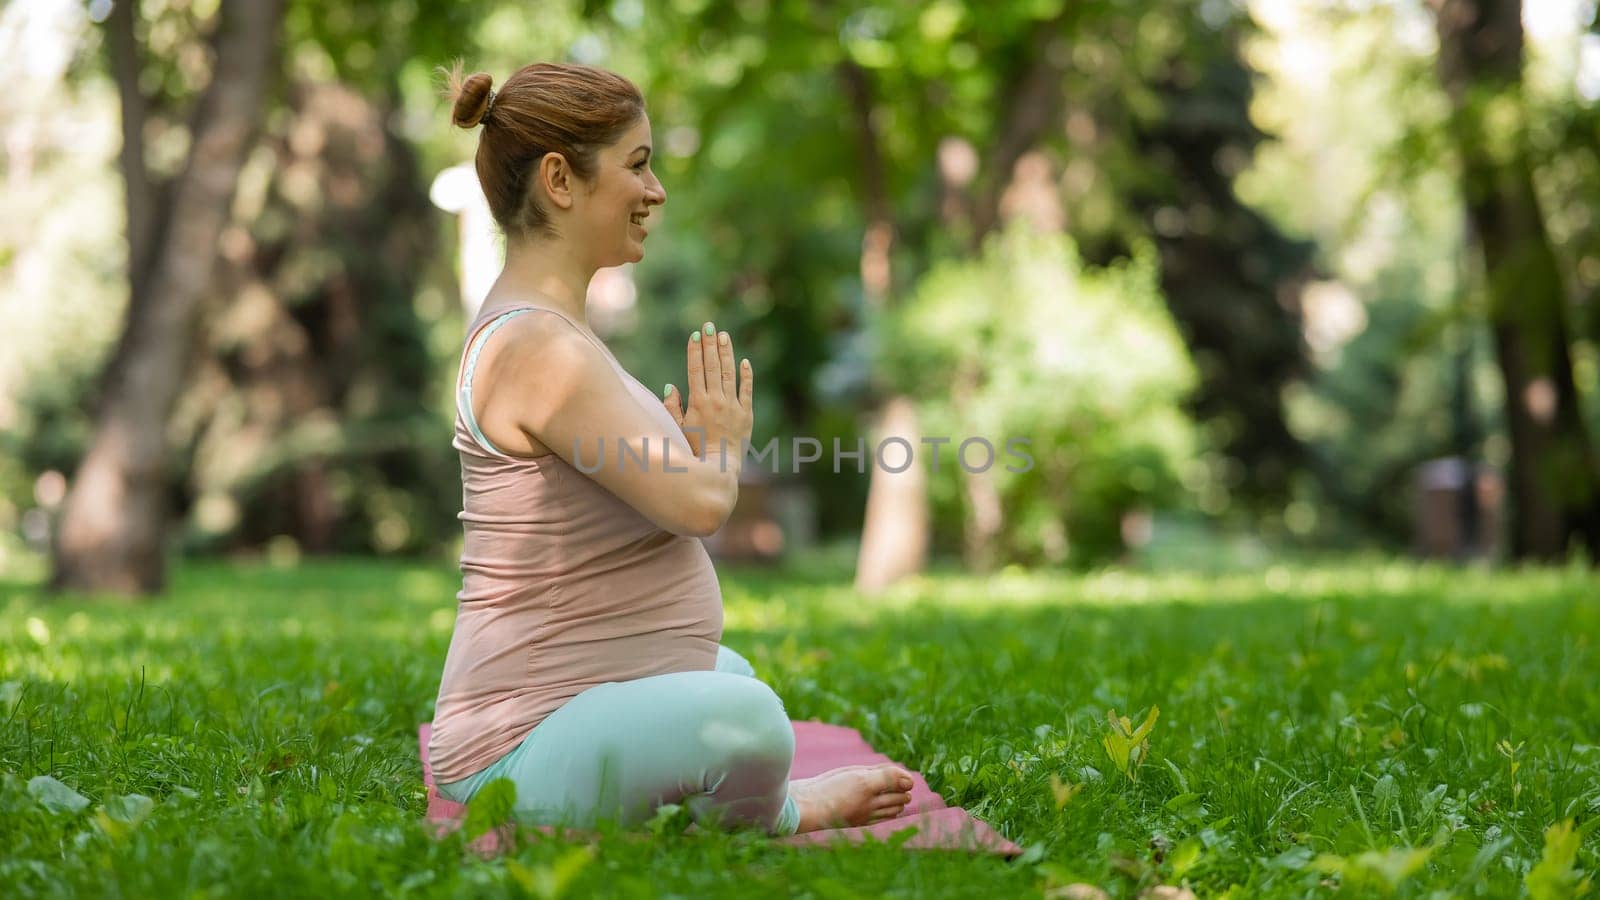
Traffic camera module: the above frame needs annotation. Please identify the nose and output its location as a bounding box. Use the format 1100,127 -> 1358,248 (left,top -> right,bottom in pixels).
646,172 -> 666,208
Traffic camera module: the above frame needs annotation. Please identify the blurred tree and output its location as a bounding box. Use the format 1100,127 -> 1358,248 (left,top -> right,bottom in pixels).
881,224 -> 1198,566
47,0 -> 491,592
182,77 -> 444,557
173,0 -> 485,559
52,0 -> 286,595
1124,36 -> 1317,509
1428,0 -> 1600,559
41,0 -> 1591,577
834,51 -> 932,592
625,0 -> 1313,571
1043,4 -> 1318,517
1235,2 -> 1498,549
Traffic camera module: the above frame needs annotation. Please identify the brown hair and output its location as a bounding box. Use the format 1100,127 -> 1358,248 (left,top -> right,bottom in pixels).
445,61 -> 645,239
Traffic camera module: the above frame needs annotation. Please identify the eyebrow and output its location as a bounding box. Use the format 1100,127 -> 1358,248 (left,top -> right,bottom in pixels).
632,145 -> 652,157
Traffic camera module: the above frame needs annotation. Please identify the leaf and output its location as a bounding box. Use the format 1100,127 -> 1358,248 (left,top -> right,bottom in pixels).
645,802 -> 691,836
1163,759 -> 1191,793
1526,818 -> 1592,900
1267,846 -> 1314,871
1103,706 -> 1161,781
887,824 -> 921,849
1169,837 -> 1203,879
462,777 -> 516,842
507,847 -> 595,900
1015,843 -> 1047,867
1102,732 -> 1132,777
104,793 -> 155,823
1455,835 -> 1515,888
1314,846 -> 1434,892
94,793 -> 156,841
1050,774 -> 1084,809
1165,792 -> 1202,813
1129,706 -> 1161,743
548,845 -> 596,896
28,775 -> 89,814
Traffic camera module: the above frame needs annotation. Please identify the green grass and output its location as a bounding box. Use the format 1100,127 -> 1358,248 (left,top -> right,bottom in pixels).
2,557 -> 1597,897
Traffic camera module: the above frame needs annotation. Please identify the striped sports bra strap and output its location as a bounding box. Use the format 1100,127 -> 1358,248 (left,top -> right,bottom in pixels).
458,307 -> 536,458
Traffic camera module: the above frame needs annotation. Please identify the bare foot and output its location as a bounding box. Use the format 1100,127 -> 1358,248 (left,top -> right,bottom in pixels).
789,764 -> 916,832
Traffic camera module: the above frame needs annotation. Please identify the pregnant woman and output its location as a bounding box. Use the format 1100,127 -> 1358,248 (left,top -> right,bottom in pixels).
428,61 -> 914,836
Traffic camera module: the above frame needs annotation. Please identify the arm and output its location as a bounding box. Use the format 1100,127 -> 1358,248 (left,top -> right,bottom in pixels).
477,313 -> 737,538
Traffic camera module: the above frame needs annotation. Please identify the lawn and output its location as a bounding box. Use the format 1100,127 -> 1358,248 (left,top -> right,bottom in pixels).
2,556 -> 1596,897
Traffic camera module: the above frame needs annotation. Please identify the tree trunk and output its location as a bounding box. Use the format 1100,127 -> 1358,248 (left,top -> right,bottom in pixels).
839,60 -> 931,594
1430,0 -> 1600,559
969,14 -> 1070,249
854,396 -> 930,592
953,364 -> 1004,572
850,14 -> 1071,588
51,0 -> 286,595
105,0 -> 163,299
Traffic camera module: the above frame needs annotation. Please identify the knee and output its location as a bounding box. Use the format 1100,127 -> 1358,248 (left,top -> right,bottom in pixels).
699,677 -> 794,768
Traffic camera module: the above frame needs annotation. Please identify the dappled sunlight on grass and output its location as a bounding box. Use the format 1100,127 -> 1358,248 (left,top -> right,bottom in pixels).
723,560 -> 1598,895
724,559 -> 1598,636
2,557 -> 1596,896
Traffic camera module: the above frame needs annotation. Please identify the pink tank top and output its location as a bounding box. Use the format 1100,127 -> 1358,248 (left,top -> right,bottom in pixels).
427,303 -> 723,784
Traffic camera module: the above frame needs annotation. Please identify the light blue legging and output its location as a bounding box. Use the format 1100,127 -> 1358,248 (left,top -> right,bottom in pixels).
437,646 -> 801,836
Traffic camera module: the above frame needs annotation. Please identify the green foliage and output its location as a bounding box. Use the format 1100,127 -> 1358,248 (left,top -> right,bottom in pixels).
880,224 -> 1199,563
1239,5 -> 1485,546
505,845 -> 596,900
644,801 -> 694,836
1101,706 -> 1159,783
463,776 -> 516,842
94,793 -> 157,842
26,775 -> 90,814
1243,2 -> 1600,548
1526,818 -> 1596,900
10,0 -> 1600,566
1312,845 -> 1435,895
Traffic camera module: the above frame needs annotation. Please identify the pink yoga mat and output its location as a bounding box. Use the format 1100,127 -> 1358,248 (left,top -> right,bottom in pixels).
417,721 -> 1022,857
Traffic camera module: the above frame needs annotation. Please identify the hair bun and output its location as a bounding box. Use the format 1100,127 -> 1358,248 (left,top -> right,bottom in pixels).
451,71 -> 495,129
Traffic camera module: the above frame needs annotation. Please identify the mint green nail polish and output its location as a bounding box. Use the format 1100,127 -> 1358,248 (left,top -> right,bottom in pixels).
704,322 -> 715,336
691,331 -> 700,342
663,384 -> 672,398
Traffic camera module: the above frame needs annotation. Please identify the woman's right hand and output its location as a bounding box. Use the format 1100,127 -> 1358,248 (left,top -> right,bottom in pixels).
662,321 -> 753,464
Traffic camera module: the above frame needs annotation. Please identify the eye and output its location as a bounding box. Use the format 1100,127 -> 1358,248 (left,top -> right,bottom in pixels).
632,159 -> 648,171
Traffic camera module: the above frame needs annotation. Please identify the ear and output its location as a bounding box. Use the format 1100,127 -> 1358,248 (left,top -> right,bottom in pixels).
537,151 -> 575,210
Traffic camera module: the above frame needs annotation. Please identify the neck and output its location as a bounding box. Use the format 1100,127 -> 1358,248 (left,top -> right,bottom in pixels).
487,234 -> 596,328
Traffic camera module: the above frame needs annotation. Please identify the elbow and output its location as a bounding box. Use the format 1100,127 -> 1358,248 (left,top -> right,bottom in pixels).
679,520 -> 716,539
684,504 -> 729,539
656,464 -> 738,538
671,515 -> 717,539
681,489 -> 734,538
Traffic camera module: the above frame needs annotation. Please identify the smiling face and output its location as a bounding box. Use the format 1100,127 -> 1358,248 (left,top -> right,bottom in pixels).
575,115 -> 666,267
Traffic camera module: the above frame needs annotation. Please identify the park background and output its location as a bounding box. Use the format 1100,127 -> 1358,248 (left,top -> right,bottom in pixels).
1,0 -> 1598,897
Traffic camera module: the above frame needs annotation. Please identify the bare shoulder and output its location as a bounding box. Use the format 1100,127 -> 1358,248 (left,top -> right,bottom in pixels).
477,310 -> 621,434
488,310 -> 602,382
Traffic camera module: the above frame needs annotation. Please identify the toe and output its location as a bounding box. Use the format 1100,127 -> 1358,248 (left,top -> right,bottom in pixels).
871,803 -> 908,822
